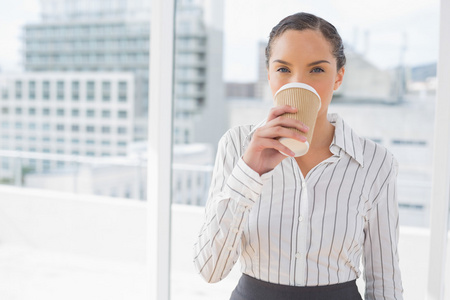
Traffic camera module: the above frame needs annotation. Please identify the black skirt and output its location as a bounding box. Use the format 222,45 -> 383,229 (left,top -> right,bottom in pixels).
230,274 -> 362,300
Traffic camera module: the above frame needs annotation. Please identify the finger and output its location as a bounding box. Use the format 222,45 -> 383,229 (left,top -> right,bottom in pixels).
255,126 -> 307,142
258,138 -> 296,157
266,105 -> 298,122
266,116 -> 309,133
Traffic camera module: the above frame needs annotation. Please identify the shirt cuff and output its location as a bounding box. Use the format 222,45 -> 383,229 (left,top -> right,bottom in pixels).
225,157 -> 274,208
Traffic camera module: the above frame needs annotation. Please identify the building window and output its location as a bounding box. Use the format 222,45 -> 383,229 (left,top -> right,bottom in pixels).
57,81 -> 64,100
118,81 -> 127,102
101,140 -> 111,145
1,87 -> 8,100
102,110 -> 111,118
1,122 -> 8,129
71,138 -> 79,144
71,125 -> 79,132
15,81 -> 22,99
71,109 -> 79,117
102,81 -> 111,101
71,150 -> 80,155
57,108 -> 64,116
118,141 -> 127,147
87,81 -> 95,101
57,138 -> 65,143
86,139 -> 95,145
117,127 -> 127,134
42,123 -> 50,131
1,107 -> 9,114
28,123 -> 36,130
29,81 -> 36,100
86,125 -> 95,133
15,122 -> 22,129
42,81 -> 50,100
28,108 -> 36,115
72,81 -> 79,101
101,126 -> 110,134
118,110 -> 127,118
15,107 -> 22,115
42,136 -> 50,142
86,109 -> 95,117
56,124 -> 64,131
43,108 -> 50,115
86,151 -> 95,156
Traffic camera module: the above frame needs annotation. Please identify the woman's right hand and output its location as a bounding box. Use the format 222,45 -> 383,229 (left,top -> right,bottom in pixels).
242,105 -> 309,176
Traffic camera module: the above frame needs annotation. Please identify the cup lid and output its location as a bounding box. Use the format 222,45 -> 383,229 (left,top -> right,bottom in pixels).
274,82 -> 321,110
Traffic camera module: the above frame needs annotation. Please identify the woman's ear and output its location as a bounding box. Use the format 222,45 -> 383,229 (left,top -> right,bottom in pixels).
333,67 -> 345,91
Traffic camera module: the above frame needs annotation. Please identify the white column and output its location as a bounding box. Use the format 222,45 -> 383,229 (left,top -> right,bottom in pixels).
426,0 -> 450,299
147,0 -> 175,299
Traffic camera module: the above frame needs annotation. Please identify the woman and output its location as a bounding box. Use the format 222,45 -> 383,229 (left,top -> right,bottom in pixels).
193,12 -> 403,300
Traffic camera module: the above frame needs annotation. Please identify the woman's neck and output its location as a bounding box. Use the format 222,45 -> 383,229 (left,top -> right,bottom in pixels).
309,112 -> 335,151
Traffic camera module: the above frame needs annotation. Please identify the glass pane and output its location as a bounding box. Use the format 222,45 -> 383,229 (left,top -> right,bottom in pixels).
171,0 -> 440,300
0,1 -> 150,299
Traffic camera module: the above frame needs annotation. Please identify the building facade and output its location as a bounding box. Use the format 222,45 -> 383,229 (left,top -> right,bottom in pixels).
0,72 -> 134,176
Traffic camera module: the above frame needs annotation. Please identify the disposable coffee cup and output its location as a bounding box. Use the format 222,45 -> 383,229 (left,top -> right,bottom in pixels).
274,82 -> 321,157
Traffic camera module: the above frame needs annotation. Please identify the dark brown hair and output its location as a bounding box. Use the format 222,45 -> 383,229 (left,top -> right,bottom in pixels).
265,12 -> 346,71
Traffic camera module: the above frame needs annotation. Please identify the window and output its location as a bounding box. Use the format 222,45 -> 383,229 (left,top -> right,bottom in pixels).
86,109 -> 95,117
29,81 -> 36,100
56,124 -> 64,131
72,81 -> 79,101
101,140 -> 111,145
86,139 -> 95,145
118,141 -> 127,147
117,126 -> 127,134
15,81 -> 22,99
28,108 -> 36,115
42,81 -> 50,100
28,123 -> 36,130
57,109 -> 65,116
1,107 -> 8,114
101,126 -> 110,134
71,125 -> 79,132
118,81 -> 127,102
42,123 -> 50,131
102,81 -> 111,101
42,108 -> 50,115
15,107 -> 22,115
87,81 -> 95,101
57,81 -> 64,100
71,138 -> 79,144
1,87 -> 8,99
71,109 -> 79,117
118,110 -> 127,118
57,138 -> 65,143
15,122 -> 22,129
86,125 -> 95,133
102,110 -> 111,118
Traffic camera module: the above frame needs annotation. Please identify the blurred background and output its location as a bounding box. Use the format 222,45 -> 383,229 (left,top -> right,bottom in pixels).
0,0 -> 447,299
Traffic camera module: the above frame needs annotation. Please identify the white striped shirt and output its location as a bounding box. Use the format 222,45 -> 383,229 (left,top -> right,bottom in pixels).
193,113 -> 403,300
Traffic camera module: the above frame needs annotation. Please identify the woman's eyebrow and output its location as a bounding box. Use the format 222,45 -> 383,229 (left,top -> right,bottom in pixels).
307,60 -> 331,66
272,59 -> 292,66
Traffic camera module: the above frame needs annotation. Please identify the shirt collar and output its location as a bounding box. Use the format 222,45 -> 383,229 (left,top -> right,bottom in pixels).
243,113 -> 364,167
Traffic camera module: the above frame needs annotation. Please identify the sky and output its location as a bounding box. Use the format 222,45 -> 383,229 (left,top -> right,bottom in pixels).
0,0 -> 440,82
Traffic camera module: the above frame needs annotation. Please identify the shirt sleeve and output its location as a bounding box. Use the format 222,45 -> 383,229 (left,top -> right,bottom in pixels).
363,158 -> 404,299
193,130 -> 273,283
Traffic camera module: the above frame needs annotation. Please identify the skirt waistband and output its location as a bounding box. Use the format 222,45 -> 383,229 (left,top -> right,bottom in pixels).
230,274 -> 362,300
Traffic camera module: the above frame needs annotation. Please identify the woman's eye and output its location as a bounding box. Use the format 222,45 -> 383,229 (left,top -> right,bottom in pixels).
311,67 -> 324,73
277,67 -> 289,73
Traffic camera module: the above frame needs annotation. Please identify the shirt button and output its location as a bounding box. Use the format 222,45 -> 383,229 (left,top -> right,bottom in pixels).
295,252 -> 302,259
302,182 -> 307,189
298,215 -> 303,222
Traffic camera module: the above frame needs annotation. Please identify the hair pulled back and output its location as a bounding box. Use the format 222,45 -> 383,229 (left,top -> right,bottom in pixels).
265,12 -> 346,71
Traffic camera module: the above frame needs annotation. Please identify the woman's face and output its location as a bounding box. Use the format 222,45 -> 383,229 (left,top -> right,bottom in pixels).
267,29 -> 344,118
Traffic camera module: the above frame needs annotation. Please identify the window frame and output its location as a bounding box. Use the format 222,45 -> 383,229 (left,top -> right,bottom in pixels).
148,0 -> 450,300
